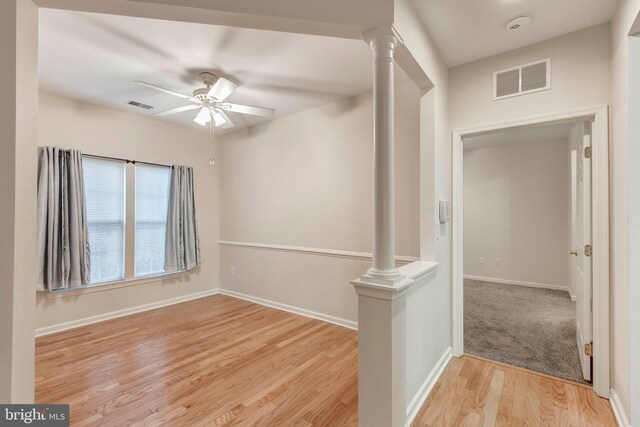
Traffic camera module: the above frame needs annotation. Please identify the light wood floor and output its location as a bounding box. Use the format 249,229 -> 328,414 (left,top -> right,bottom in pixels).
412,354 -> 617,427
36,295 -> 358,426
36,295 -> 617,426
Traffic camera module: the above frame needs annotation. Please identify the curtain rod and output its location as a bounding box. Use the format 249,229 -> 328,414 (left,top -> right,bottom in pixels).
82,153 -> 172,168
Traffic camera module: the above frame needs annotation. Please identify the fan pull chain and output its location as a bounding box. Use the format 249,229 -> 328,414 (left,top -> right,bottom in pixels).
209,119 -> 215,166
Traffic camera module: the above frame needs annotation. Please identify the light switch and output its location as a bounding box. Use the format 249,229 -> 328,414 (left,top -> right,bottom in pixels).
439,200 -> 451,223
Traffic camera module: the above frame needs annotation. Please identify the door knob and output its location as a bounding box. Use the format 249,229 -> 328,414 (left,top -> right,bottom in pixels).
570,250 -> 578,256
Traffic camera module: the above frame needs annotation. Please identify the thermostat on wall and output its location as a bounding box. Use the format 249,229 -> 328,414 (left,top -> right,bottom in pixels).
439,200 -> 450,223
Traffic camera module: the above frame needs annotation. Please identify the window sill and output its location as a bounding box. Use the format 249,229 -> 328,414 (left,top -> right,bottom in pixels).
43,271 -> 187,299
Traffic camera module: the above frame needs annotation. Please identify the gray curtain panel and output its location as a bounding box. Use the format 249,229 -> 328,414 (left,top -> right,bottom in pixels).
165,165 -> 201,272
36,147 -> 91,291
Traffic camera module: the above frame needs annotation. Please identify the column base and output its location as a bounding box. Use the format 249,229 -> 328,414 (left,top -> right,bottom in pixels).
352,274 -> 410,301
361,267 -> 406,286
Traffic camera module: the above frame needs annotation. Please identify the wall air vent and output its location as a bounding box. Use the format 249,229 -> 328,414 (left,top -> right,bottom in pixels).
493,58 -> 551,101
127,100 -> 154,110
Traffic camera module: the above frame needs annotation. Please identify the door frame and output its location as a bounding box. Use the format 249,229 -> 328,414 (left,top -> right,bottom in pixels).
451,105 -> 610,397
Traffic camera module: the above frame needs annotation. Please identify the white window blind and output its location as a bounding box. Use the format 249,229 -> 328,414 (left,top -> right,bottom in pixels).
135,164 -> 171,277
83,157 -> 126,284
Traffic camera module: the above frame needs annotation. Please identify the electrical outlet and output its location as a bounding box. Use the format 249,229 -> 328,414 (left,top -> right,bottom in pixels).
495,258 -> 501,266
479,257 -> 485,264
230,266 -> 235,275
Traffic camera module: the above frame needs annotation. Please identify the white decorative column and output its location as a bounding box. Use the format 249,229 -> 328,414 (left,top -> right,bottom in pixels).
352,25 -> 408,427
366,26 -> 403,282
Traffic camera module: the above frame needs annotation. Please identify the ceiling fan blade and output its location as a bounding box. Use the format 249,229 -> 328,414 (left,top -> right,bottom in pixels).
154,104 -> 201,117
135,81 -> 193,100
214,110 -> 235,129
220,103 -> 275,118
207,77 -> 238,101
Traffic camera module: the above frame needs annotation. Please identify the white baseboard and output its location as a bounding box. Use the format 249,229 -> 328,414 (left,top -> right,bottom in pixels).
610,388 -> 630,427
464,275 -> 571,295
218,288 -> 358,330
36,286 -> 358,337
405,347 -> 453,426
36,288 -> 219,337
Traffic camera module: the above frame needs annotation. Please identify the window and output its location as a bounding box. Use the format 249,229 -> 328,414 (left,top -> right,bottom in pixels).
81,156 -> 176,287
83,157 -> 126,284
135,164 -> 171,277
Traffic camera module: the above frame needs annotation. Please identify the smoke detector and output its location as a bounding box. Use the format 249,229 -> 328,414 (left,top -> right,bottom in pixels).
505,15 -> 531,31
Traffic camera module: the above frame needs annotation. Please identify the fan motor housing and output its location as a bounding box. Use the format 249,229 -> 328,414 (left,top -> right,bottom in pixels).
193,88 -> 211,100
199,72 -> 217,87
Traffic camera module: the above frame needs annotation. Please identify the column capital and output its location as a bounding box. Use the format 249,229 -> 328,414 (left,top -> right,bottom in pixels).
363,24 -> 403,57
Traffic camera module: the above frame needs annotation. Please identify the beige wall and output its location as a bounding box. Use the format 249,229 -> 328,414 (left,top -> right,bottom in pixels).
611,0 -> 640,422
393,0 -> 453,403
463,139 -> 571,291
629,34 -> 640,427
0,0 -> 38,403
449,24 -> 611,130
217,79 -> 420,323
35,91 -> 219,329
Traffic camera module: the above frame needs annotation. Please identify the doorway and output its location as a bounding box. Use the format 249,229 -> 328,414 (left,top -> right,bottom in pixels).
451,106 -> 610,397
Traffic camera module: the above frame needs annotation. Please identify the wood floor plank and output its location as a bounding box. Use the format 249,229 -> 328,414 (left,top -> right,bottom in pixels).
481,370 -> 504,427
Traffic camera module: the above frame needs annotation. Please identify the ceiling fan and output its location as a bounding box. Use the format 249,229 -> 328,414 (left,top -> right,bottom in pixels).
134,72 -> 275,129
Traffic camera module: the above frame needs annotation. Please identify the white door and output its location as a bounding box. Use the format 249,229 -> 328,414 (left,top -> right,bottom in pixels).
573,121 -> 593,382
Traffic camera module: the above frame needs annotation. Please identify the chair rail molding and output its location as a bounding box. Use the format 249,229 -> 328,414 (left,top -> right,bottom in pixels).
218,240 -> 419,266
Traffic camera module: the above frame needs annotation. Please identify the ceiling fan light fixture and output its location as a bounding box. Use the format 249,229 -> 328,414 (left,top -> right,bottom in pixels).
193,107 -> 211,126
137,72 -> 275,131
212,110 -> 227,127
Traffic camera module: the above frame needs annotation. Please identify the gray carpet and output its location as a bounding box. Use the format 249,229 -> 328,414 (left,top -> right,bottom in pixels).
464,279 -> 587,384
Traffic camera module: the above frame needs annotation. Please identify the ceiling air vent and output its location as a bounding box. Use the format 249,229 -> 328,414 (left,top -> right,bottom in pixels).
127,100 -> 154,110
493,58 -> 551,101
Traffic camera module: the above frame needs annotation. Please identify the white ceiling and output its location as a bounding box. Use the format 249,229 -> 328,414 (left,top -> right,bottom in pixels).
463,121 -> 574,151
39,9 -> 409,134
410,0 -> 618,67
